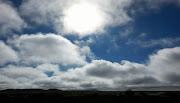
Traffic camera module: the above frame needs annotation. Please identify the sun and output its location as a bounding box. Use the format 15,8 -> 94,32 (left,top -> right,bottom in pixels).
62,2 -> 105,35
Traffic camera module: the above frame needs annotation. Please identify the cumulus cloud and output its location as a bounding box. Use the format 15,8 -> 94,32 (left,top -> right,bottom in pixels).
0,74 -> 18,89
61,60 -> 153,90
148,47 -> 180,84
20,0 -> 132,36
0,40 -> 18,66
1,47 -> 180,90
0,60 -> 150,90
35,47 -> 180,90
37,64 -> 60,75
8,33 -> 87,66
0,65 -> 47,82
0,1 -> 25,35
0,64 -> 49,90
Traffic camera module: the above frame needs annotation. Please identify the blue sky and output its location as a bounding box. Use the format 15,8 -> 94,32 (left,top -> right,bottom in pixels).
0,0 -> 180,90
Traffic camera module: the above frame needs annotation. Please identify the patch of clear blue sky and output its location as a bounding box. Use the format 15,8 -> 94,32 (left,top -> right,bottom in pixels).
133,4 -> 180,39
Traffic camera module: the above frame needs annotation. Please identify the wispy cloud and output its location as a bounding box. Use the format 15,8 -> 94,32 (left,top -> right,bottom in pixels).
127,37 -> 180,48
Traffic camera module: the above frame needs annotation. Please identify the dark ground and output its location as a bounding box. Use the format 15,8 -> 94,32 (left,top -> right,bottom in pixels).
0,89 -> 180,103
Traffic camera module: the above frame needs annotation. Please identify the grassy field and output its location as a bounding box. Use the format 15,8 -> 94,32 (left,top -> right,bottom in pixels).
0,89 -> 180,103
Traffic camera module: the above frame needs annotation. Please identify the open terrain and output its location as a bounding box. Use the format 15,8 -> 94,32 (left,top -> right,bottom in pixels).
0,89 -> 180,103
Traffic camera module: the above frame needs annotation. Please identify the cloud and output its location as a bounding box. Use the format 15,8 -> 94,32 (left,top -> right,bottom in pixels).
37,47 -> 180,90
0,1 -> 25,35
119,26 -> 134,37
74,37 -> 95,47
1,0 -> 180,91
7,33 -> 87,66
3,0 -> 177,37
18,0 -> 180,36
20,0 -> 132,36
0,63 -> 61,90
142,0 -> 180,8
0,65 -> 47,81
127,37 -> 180,48
80,46 -> 95,60
85,60 -> 147,79
36,64 -> 60,75
139,33 -> 147,38
130,0 -> 180,15
20,0 -> 66,24
148,47 -> 180,84
0,40 -> 18,66
0,75 -> 18,89
0,64 -> 49,90
1,47 -> 180,90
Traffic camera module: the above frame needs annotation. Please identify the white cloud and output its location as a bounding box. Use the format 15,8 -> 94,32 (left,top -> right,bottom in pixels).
0,65 -> 47,81
0,74 -> 18,90
0,29 -> 180,90
1,0 -> 178,37
1,0 -> 180,90
74,38 -> 96,60
0,40 -> 18,66
74,37 -> 95,47
0,63 -> 62,90
148,47 -> 180,84
19,0 -> 180,36
37,63 -> 60,75
1,43 -> 180,90
0,1 -> 25,35
0,59 -> 156,90
80,46 -> 95,60
20,0 -> 66,24
34,47 -> 180,90
8,33 -> 87,66
0,64 -> 49,90
20,0 -> 132,36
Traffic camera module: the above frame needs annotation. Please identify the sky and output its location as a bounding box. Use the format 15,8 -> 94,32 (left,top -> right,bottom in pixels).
0,0 -> 180,91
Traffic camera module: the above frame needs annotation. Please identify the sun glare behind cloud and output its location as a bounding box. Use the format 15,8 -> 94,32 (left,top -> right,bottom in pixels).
62,2 -> 105,36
